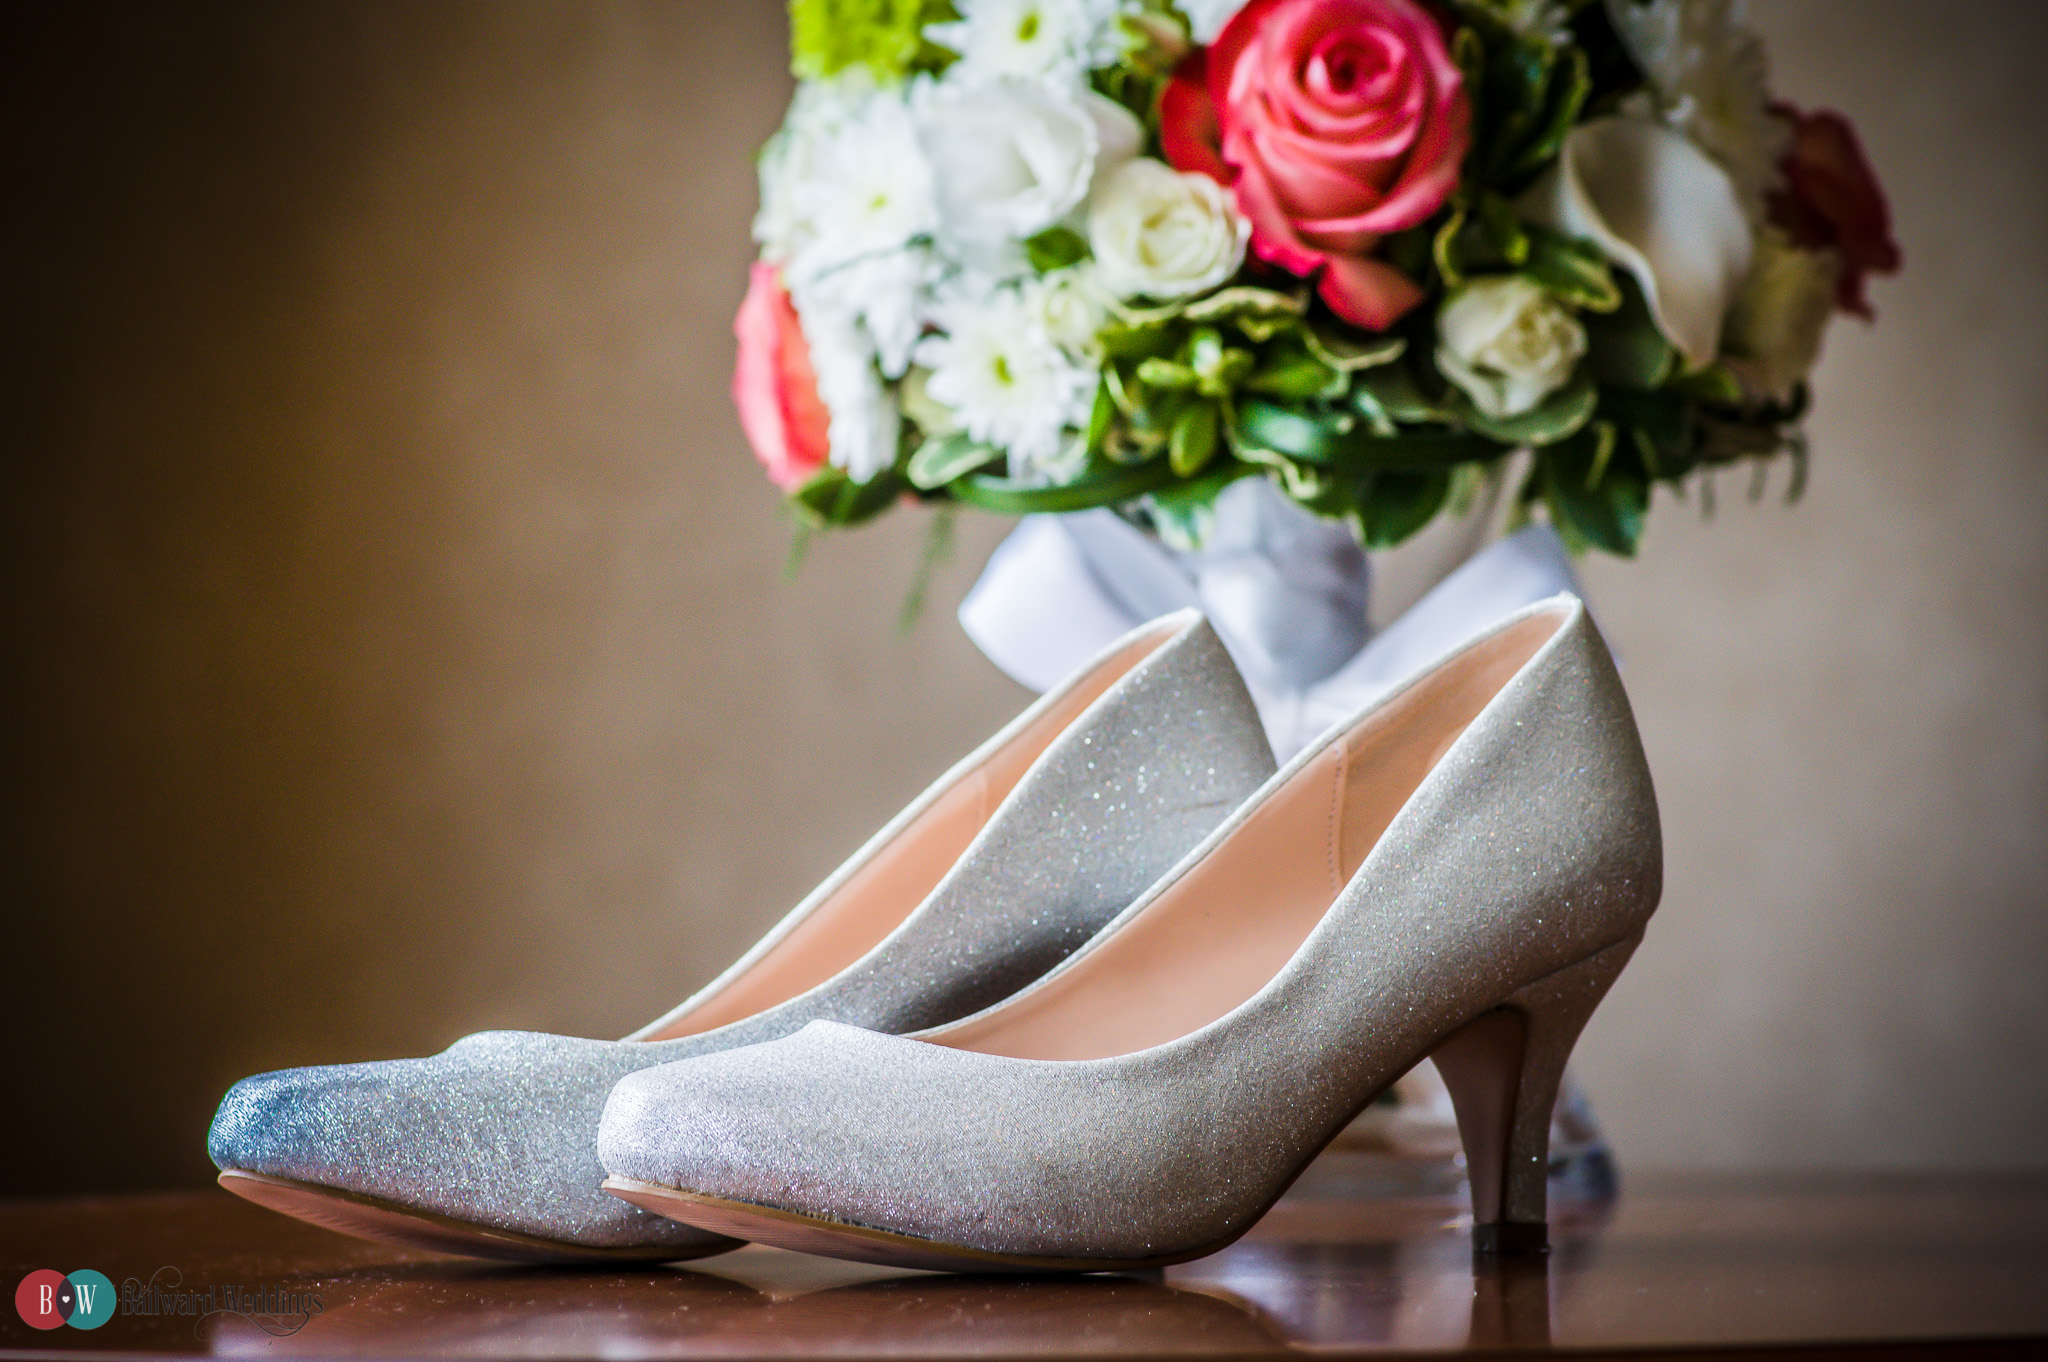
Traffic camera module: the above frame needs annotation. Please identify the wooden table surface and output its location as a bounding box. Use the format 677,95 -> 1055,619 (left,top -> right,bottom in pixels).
3,1163 -> 2043,1359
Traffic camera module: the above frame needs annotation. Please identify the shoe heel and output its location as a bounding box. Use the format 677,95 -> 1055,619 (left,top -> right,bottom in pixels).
1430,927 -> 1643,1254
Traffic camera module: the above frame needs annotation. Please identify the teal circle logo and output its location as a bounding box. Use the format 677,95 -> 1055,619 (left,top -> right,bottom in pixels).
64,1271 -> 115,1329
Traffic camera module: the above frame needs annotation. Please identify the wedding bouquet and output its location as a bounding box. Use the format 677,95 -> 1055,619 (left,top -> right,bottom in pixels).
732,0 -> 1896,556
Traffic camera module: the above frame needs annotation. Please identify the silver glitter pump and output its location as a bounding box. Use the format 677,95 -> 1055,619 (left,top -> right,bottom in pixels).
207,608 -> 1275,1259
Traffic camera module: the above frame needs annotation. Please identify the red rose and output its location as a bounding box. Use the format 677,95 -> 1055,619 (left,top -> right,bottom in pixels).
1162,0 -> 1470,329
1767,105 -> 1900,319
732,262 -> 832,491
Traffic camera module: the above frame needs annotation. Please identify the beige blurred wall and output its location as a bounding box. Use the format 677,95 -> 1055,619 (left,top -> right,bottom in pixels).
2,0 -> 2042,1196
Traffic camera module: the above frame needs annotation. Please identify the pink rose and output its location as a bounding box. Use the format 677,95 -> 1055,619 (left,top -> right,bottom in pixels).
732,262 -> 831,491
1162,0 -> 1470,329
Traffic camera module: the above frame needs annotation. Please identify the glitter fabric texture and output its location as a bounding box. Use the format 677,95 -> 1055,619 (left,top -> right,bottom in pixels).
207,611 -> 1276,1252
596,597 -> 1662,1262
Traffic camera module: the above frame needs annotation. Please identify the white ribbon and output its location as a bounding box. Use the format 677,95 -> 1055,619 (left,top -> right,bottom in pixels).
959,478 -> 1584,760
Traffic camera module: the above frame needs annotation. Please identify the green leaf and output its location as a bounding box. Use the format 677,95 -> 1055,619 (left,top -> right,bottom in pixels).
1355,469 -> 1454,548
1582,273 -> 1674,388
1170,401 -> 1220,477
1543,421 -> 1648,555
1241,348 -> 1345,402
1236,400 -> 1501,470
1098,322 -> 1179,362
1666,363 -> 1745,406
1136,356 -> 1198,391
1303,326 -> 1406,374
1356,363 -> 1445,424
1024,224 -> 1088,273
1085,378 -> 1115,454
1432,202 -> 1471,288
1523,229 -> 1621,313
1505,45 -> 1590,184
1455,370 -> 1598,447
1597,385 -> 1696,471
1475,192 -> 1531,266
906,432 -> 999,490
790,465 -> 904,527
948,457 -> 1181,514
1179,286 -> 1306,324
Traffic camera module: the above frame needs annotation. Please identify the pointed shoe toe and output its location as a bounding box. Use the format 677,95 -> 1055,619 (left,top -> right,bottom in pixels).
210,609 -> 1275,1261
597,595 -> 1661,1270
209,1034 -> 737,1263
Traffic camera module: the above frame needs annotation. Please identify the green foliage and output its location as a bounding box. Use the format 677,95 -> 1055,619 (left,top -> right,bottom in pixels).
789,0 -> 957,81
906,432 -> 1000,489
1024,226 -> 1089,273
1582,273 -> 1674,389
791,464 -> 906,527
1568,0 -> 1650,117
1538,420 -> 1649,555
1094,0 -> 1190,128
1354,470 -> 1455,548
1450,3 -> 1592,196
1522,228 -> 1622,312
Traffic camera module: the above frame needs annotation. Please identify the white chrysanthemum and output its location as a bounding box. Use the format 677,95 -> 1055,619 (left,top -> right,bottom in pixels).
926,0 -> 1123,85
1606,0 -> 1790,221
799,307 -> 902,483
795,247 -> 936,379
917,284 -> 1096,475
755,78 -> 865,263
1177,0 -> 1248,44
783,82 -> 938,275
916,75 -> 1139,269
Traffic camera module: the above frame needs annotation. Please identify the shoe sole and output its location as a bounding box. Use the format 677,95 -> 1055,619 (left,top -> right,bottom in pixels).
218,1169 -> 742,1265
601,1177 -> 1241,1274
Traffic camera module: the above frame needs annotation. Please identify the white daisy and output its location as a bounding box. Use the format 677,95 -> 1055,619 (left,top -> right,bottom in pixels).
926,0 -> 1123,86
916,284 -> 1097,476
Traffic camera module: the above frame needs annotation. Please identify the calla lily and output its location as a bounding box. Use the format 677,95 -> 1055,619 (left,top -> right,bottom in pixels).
1519,116 -> 1752,371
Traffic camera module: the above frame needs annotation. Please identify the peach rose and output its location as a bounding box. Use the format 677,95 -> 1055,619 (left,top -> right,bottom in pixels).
732,262 -> 831,491
1162,0 -> 1470,329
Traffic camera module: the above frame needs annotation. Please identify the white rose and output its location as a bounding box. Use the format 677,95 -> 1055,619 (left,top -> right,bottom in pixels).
1087,158 -> 1250,301
1436,276 -> 1588,420
1721,229 -> 1840,403
917,76 -> 1139,262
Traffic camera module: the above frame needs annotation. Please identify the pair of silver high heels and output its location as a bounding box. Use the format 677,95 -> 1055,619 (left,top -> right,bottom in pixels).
210,595 -> 1659,1271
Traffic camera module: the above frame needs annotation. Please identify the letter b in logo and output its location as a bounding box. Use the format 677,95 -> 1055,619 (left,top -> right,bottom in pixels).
15,1270 -> 115,1331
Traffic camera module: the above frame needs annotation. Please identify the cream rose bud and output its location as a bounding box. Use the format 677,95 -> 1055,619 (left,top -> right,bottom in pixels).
1035,263 -> 1112,358
1087,159 -> 1250,301
1722,230 -> 1841,404
1436,276 -> 1588,420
